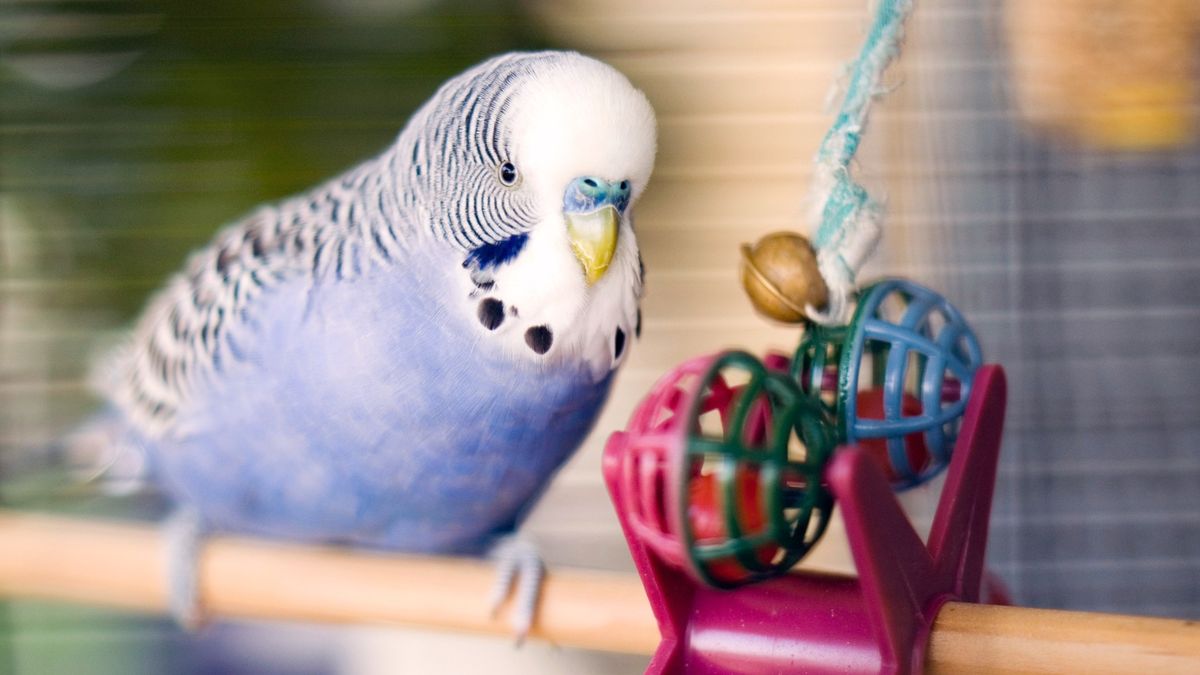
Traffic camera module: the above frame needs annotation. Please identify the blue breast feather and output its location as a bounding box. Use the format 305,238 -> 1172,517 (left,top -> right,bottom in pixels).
139,260 -> 611,555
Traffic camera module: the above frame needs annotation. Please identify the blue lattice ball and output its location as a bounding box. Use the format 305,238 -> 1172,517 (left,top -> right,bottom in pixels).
792,279 -> 982,489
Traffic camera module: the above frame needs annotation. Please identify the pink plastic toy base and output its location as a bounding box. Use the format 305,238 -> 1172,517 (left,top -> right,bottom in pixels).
603,365 -> 1008,674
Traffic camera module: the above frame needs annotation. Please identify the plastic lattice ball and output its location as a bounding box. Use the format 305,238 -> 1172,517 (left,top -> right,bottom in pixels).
791,279 -> 983,489
682,352 -> 837,587
605,351 -> 837,589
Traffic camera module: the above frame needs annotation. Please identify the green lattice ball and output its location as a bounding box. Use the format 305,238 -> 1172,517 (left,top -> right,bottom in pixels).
682,351 -> 838,588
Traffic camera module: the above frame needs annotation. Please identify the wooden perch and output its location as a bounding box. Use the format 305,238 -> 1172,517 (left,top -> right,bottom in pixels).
0,509 -> 657,654
1,510 -> 1198,673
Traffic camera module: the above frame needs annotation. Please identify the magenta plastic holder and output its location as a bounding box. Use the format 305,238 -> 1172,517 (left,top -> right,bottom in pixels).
603,365 -> 1008,674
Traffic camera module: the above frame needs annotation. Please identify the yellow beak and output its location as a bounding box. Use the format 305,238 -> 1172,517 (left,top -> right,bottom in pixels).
565,205 -> 619,285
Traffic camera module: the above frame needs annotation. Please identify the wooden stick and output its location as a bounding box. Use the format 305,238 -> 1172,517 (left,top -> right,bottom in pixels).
928,602 -> 1200,675
0,510 -> 660,654
0,510 -> 1198,673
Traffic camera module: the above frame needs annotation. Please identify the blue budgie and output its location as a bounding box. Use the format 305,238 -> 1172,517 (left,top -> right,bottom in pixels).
74,51 -> 656,635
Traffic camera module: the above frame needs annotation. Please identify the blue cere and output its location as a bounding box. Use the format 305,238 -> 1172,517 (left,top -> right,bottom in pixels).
562,176 -> 631,215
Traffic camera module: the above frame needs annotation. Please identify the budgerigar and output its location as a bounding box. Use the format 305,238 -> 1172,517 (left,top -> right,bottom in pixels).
77,51 -> 656,633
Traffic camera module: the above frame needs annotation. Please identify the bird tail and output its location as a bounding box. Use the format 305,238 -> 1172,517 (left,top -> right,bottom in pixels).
45,408 -> 150,497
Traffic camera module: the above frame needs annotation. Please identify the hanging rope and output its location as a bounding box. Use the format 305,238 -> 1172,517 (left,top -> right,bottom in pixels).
806,0 -> 915,325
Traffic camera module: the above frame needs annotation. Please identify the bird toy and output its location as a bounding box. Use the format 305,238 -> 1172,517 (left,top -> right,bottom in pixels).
604,362 -> 1007,674
605,0 -> 988,594
606,274 -> 983,590
603,0 -> 1009,671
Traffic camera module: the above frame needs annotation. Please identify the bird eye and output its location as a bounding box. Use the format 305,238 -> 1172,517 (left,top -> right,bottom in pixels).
498,161 -> 519,187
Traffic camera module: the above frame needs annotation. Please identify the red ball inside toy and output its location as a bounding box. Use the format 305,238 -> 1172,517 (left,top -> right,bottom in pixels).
856,388 -> 931,483
687,466 -> 779,583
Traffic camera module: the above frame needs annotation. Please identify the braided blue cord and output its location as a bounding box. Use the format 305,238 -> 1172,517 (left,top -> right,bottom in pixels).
808,0 -> 914,325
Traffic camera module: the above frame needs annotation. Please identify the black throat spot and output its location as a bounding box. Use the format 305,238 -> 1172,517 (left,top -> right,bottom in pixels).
525,325 -> 553,354
477,298 -> 505,330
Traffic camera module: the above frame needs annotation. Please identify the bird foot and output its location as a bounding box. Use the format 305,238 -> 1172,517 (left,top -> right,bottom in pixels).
486,536 -> 545,645
163,508 -> 207,631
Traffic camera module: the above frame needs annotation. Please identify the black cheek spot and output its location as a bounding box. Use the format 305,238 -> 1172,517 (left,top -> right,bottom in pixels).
636,309 -> 643,338
477,298 -> 505,331
525,325 -> 553,354
614,327 -> 626,359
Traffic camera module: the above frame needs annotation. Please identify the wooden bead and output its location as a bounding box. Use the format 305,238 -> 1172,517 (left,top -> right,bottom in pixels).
740,232 -> 828,323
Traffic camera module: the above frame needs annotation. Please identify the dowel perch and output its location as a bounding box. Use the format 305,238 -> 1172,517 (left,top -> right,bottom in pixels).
0,509 -> 1198,673
927,603 -> 1200,675
0,509 -> 659,655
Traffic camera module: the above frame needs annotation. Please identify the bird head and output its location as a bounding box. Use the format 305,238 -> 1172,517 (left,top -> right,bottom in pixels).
400,52 -> 657,377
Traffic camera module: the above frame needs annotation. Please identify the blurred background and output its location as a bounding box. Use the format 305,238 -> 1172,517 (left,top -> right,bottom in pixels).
1,0 -> 1198,672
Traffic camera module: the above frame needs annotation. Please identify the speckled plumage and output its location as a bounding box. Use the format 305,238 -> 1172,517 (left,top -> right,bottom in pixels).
89,51 -> 657,555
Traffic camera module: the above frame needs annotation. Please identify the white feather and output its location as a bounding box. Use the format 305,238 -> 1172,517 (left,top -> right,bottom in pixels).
457,53 -> 656,378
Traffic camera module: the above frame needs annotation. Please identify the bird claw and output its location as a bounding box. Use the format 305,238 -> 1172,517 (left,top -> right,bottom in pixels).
164,508 -> 206,631
486,537 -> 545,645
